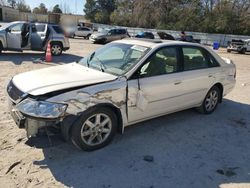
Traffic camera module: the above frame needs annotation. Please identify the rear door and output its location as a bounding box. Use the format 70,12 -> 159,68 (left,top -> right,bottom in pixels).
177,46 -> 221,107
31,23 -> 47,50
6,23 -> 24,50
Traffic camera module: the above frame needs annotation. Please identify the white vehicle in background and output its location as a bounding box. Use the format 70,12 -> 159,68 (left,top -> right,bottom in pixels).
227,39 -> 250,54
7,39 -> 236,151
74,27 -> 93,39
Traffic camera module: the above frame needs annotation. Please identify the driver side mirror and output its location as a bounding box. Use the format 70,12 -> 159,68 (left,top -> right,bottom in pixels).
5,28 -> 11,33
107,32 -> 112,36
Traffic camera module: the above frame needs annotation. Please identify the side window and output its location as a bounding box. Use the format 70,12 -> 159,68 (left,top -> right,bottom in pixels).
108,29 -> 115,35
139,47 -> 178,77
35,24 -> 46,32
83,28 -> 90,31
116,29 -> 124,34
52,26 -> 63,34
206,52 -> 220,67
9,23 -> 24,32
183,47 -> 209,71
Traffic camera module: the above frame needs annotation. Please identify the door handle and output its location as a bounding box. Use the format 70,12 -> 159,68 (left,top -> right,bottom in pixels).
174,81 -> 182,85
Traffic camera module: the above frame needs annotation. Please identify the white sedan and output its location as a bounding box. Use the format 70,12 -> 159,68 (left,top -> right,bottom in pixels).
7,39 -> 236,151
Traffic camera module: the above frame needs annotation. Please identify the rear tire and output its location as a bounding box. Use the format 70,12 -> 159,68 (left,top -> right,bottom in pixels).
51,42 -> 63,56
197,86 -> 221,114
71,107 -> 117,151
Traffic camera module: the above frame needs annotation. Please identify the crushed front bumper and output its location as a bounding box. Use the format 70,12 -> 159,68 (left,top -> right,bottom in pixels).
8,99 -> 59,137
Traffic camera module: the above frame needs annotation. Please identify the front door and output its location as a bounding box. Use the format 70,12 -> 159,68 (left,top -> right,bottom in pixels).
127,46 -> 184,123
6,23 -> 24,50
31,23 -> 47,50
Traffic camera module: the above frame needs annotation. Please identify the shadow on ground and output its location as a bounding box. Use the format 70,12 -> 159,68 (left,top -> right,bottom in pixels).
27,99 -> 250,188
0,52 -> 82,65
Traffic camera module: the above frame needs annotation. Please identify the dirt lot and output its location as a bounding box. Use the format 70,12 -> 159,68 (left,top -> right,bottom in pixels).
0,38 -> 250,188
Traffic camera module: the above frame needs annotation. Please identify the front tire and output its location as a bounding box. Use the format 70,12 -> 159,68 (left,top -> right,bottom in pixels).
197,86 -> 221,114
71,107 -> 117,151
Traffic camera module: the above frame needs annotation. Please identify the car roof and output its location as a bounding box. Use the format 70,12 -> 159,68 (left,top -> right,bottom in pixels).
114,38 -> 203,48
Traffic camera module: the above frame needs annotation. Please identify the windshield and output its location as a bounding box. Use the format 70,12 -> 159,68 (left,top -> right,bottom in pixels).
0,22 -> 14,30
79,43 -> 149,76
98,28 -> 109,34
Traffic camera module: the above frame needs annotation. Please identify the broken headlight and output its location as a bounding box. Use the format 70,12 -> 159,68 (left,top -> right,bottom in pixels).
16,98 -> 67,119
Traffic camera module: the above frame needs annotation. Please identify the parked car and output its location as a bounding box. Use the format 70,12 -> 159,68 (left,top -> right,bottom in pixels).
7,39 -> 236,151
74,27 -> 93,39
135,31 -> 155,39
90,28 -> 129,44
157,32 -> 175,40
178,35 -> 201,43
0,21 -> 70,56
63,25 -> 77,38
227,39 -> 250,54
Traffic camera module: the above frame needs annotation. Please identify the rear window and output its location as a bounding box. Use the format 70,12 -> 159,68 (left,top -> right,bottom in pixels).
52,25 -> 64,34
35,24 -> 46,32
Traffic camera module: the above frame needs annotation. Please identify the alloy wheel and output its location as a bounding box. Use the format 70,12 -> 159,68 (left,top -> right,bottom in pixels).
80,113 -> 112,146
205,90 -> 218,112
51,44 -> 62,55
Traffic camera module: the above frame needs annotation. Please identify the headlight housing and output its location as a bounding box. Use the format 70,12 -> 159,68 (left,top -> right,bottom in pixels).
16,98 -> 67,119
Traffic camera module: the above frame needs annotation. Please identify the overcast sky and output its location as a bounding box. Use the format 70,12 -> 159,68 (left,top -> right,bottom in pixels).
25,0 -> 86,15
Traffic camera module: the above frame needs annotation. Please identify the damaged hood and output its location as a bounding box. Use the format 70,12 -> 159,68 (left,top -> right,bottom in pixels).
12,63 -> 117,96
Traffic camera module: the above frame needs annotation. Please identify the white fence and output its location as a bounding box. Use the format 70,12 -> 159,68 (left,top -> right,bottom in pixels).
93,23 -> 250,47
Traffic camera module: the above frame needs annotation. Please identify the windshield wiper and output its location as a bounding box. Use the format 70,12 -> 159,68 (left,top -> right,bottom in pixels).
88,52 -> 106,72
92,56 -> 106,72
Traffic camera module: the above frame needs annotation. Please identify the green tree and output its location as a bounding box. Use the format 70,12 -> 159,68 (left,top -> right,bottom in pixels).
84,0 -> 250,35
84,0 -> 97,21
16,0 -> 31,12
33,3 -> 47,14
84,0 -> 116,24
7,0 -> 16,8
52,4 -> 62,14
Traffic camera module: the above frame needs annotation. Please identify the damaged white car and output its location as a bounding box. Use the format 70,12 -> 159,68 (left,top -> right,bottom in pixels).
7,39 -> 236,151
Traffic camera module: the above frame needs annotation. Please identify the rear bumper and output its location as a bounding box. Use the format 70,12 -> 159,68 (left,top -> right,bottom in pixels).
223,81 -> 236,97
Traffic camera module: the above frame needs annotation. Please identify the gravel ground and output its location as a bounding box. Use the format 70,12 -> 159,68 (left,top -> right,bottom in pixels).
0,39 -> 250,188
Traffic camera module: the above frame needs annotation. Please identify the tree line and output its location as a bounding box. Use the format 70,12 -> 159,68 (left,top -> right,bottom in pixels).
84,0 -> 250,35
0,0 -> 67,14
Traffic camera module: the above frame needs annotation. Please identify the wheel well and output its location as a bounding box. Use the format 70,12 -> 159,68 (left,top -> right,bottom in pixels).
62,103 -> 124,142
97,104 -> 123,134
50,41 -> 63,47
213,83 -> 223,103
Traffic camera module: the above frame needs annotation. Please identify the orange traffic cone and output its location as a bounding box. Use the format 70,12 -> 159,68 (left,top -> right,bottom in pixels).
45,42 -> 52,62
